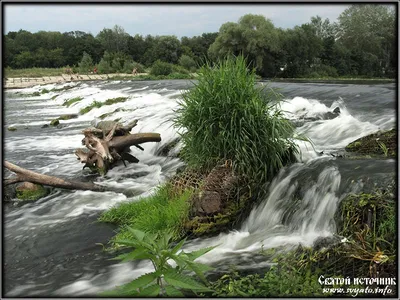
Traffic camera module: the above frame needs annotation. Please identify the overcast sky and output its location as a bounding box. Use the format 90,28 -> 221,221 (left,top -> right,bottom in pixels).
4,4 -> 350,38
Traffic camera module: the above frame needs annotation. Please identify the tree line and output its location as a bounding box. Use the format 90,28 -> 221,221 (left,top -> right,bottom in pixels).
4,4 -> 396,78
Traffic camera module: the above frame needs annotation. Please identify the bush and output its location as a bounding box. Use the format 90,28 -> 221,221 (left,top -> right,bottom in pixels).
111,57 -> 123,72
179,54 -> 197,71
97,58 -> 112,74
172,64 -> 190,75
78,51 -> 93,73
173,55 -> 299,184
150,60 -> 174,76
309,64 -> 338,78
122,60 -> 145,73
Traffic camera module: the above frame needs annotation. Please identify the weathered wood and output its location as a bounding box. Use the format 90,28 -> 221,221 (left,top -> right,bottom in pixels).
4,161 -> 105,192
110,133 -> 161,151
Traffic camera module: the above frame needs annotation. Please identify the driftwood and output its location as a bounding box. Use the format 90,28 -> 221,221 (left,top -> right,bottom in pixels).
76,120 -> 161,174
4,161 -> 105,192
4,119 -> 161,194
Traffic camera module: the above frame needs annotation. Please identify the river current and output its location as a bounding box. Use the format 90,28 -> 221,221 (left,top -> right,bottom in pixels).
3,79 -> 396,296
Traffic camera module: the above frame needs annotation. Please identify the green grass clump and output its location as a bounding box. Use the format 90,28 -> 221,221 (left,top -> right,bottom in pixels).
79,97 -> 128,114
63,96 -> 83,107
99,184 -> 192,244
174,55 -> 299,184
79,100 -> 103,114
16,185 -> 49,201
104,97 -> 128,105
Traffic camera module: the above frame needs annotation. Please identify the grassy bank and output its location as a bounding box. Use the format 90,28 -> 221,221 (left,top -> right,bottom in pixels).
99,184 -> 192,248
4,67 -> 66,78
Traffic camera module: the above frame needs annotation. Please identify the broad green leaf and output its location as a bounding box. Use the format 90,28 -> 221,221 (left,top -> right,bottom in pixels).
164,271 -> 212,291
164,285 -> 185,297
170,254 -> 188,270
186,261 -> 213,283
171,238 -> 187,254
113,239 -> 141,248
185,245 -> 217,261
138,284 -> 161,296
113,248 -> 152,262
119,272 -> 157,293
126,227 -> 145,241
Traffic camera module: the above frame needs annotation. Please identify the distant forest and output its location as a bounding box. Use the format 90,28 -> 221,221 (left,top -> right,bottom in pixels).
4,4 -> 396,78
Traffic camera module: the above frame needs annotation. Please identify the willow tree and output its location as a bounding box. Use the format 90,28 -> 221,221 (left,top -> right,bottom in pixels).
208,14 -> 281,77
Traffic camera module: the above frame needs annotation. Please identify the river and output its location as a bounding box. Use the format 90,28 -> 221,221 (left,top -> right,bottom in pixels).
3,79 -> 396,296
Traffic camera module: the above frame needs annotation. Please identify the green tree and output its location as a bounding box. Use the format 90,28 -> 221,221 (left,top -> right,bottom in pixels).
179,54 -> 196,71
97,25 -> 129,54
281,24 -> 323,77
78,51 -> 93,73
208,14 -> 280,77
13,51 -> 35,68
337,4 -> 396,76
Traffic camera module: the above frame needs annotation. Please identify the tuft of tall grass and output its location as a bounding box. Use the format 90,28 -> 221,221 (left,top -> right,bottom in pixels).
63,96 -> 83,107
173,55 -> 299,184
79,97 -> 128,114
99,184 -> 192,243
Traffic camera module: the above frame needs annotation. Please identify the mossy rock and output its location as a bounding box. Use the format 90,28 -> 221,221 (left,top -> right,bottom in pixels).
16,182 -> 49,201
57,114 -> 79,120
50,119 -> 60,126
345,129 -> 396,157
155,138 -> 181,156
7,126 -> 17,131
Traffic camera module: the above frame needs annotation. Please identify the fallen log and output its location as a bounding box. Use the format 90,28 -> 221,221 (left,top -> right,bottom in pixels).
110,133 -> 161,151
4,161 -> 105,192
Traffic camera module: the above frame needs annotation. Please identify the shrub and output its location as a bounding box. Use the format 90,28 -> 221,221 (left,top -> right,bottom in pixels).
150,60 -> 174,76
98,58 -> 112,74
173,55 -> 299,184
309,64 -> 338,78
172,64 -> 190,75
123,60 -> 145,73
78,51 -> 93,73
179,54 -> 197,71
111,57 -> 123,73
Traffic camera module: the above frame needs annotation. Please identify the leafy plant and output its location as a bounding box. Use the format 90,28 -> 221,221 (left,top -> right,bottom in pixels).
376,140 -> 388,157
102,228 -> 216,297
174,55 -> 299,185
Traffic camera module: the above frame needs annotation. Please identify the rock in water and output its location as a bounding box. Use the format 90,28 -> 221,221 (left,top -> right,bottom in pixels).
16,182 -> 49,201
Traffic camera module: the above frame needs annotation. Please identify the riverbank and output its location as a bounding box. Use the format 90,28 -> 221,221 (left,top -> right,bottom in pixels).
3,73 -> 148,89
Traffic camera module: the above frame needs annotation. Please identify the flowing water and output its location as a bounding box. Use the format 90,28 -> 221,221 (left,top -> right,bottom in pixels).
3,79 -> 396,296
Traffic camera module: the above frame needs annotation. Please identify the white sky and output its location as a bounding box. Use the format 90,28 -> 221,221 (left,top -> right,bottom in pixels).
4,4 -> 350,38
